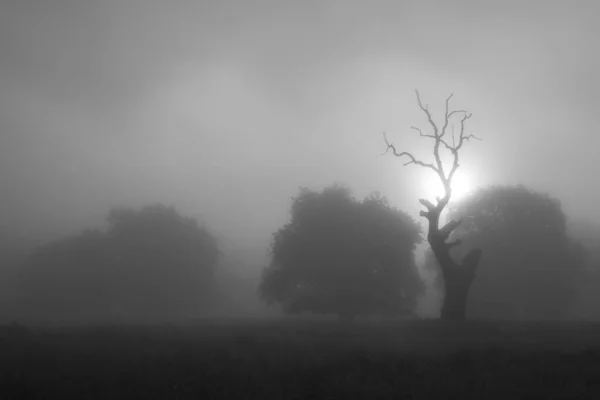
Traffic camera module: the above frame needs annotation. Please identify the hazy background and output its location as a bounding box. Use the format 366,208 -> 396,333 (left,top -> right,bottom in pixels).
1,0 -> 598,274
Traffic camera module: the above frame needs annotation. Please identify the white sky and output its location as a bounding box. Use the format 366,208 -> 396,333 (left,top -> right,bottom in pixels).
1,0 -> 598,247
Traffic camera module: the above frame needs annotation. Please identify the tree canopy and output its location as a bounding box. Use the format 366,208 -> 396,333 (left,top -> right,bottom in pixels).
566,220 -> 600,319
259,184 -> 423,319
17,204 -> 220,323
436,185 -> 586,320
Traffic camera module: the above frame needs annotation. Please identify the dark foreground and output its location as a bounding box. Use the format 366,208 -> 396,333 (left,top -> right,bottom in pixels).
2,318 -> 600,399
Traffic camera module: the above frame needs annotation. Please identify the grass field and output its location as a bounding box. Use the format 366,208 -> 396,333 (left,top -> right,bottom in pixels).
2,318 -> 600,399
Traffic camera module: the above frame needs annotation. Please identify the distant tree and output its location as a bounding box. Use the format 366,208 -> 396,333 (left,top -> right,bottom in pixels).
17,204 -> 220,322
562,220 -> 600,319
214,242 -> 274,317
382,91 -> 482,321
259,185 -> 423,320
440,185 -> 586,320
0,238 -> 34,321
17,229 -> 110,321
569,219 -> 600,275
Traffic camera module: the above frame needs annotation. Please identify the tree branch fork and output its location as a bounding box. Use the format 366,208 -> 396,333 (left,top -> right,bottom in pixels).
382,90 -> 482,270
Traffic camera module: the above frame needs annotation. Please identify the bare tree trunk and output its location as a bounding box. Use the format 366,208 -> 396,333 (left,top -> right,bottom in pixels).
440,268 -> 473,321
428,210 -> 482,323
382,90 -> 483,322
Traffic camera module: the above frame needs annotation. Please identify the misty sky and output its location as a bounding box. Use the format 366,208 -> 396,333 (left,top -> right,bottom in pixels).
1,0 -> 598,247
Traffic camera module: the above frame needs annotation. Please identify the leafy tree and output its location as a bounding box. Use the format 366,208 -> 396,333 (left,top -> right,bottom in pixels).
259,185 -> 423,319
17,229 -> 110,320
17,204 -> 219,322
0,237 -> 34,321
104,204 -> 219,318
569,220 -> 600,319
440,185 -> 585,320
382,91 -> 482,321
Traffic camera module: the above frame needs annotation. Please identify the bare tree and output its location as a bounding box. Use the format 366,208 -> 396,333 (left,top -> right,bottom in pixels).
382,90 -> 482,322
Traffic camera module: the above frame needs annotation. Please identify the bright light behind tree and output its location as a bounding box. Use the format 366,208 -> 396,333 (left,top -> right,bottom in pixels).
422,169 -> 472,202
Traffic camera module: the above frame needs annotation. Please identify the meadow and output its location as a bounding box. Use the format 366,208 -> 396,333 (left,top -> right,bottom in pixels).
1,318 -> 600,399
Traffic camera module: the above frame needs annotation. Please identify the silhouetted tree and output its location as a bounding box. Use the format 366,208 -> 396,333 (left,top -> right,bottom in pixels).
104,204 -> 219,318
569,220 -> 600,319
17,229 -> 110,321
17,204 -> 219,322
259,185 -> 423,319
443,185 -> 586,320
382,91 -> 481,322
0,237 -> 32,321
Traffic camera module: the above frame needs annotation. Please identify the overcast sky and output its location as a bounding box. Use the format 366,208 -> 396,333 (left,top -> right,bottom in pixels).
1,0 -> 598,247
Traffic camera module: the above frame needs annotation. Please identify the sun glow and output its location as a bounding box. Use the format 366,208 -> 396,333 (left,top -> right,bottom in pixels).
423,169 -> 472,202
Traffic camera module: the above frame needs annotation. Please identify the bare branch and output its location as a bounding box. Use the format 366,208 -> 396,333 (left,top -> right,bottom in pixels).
410,126 -> 436,139
413,91 -> 469,184
415,90 -> 439,137
451,125 -> 456,147
447,239 -> 462,248
381,91 -> 479,231
446,93 -> 454,108
447,110 -> 469,119
440,93 -> 453,138
381,90 -> 483,321
418,198 -> 435,211
447,161 -> 460,184
381,132 -> 439,172
446,112 -> 480,183
455,113 -> 474,151
440,93 -> 472,139
463,133 -> 482,142
439,218 -> 463,239
439,137 -> 457,153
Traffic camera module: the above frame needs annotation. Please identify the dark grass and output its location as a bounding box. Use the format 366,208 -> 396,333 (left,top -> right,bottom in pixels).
2,318 -> 600,399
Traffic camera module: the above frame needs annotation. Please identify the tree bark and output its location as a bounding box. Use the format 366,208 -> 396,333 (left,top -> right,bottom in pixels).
427,209 -> 482,323
382,90 -> 482,322
440,267 -> 474,321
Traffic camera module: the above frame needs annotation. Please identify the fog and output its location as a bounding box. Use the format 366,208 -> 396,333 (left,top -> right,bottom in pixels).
1,1 -> 600,323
